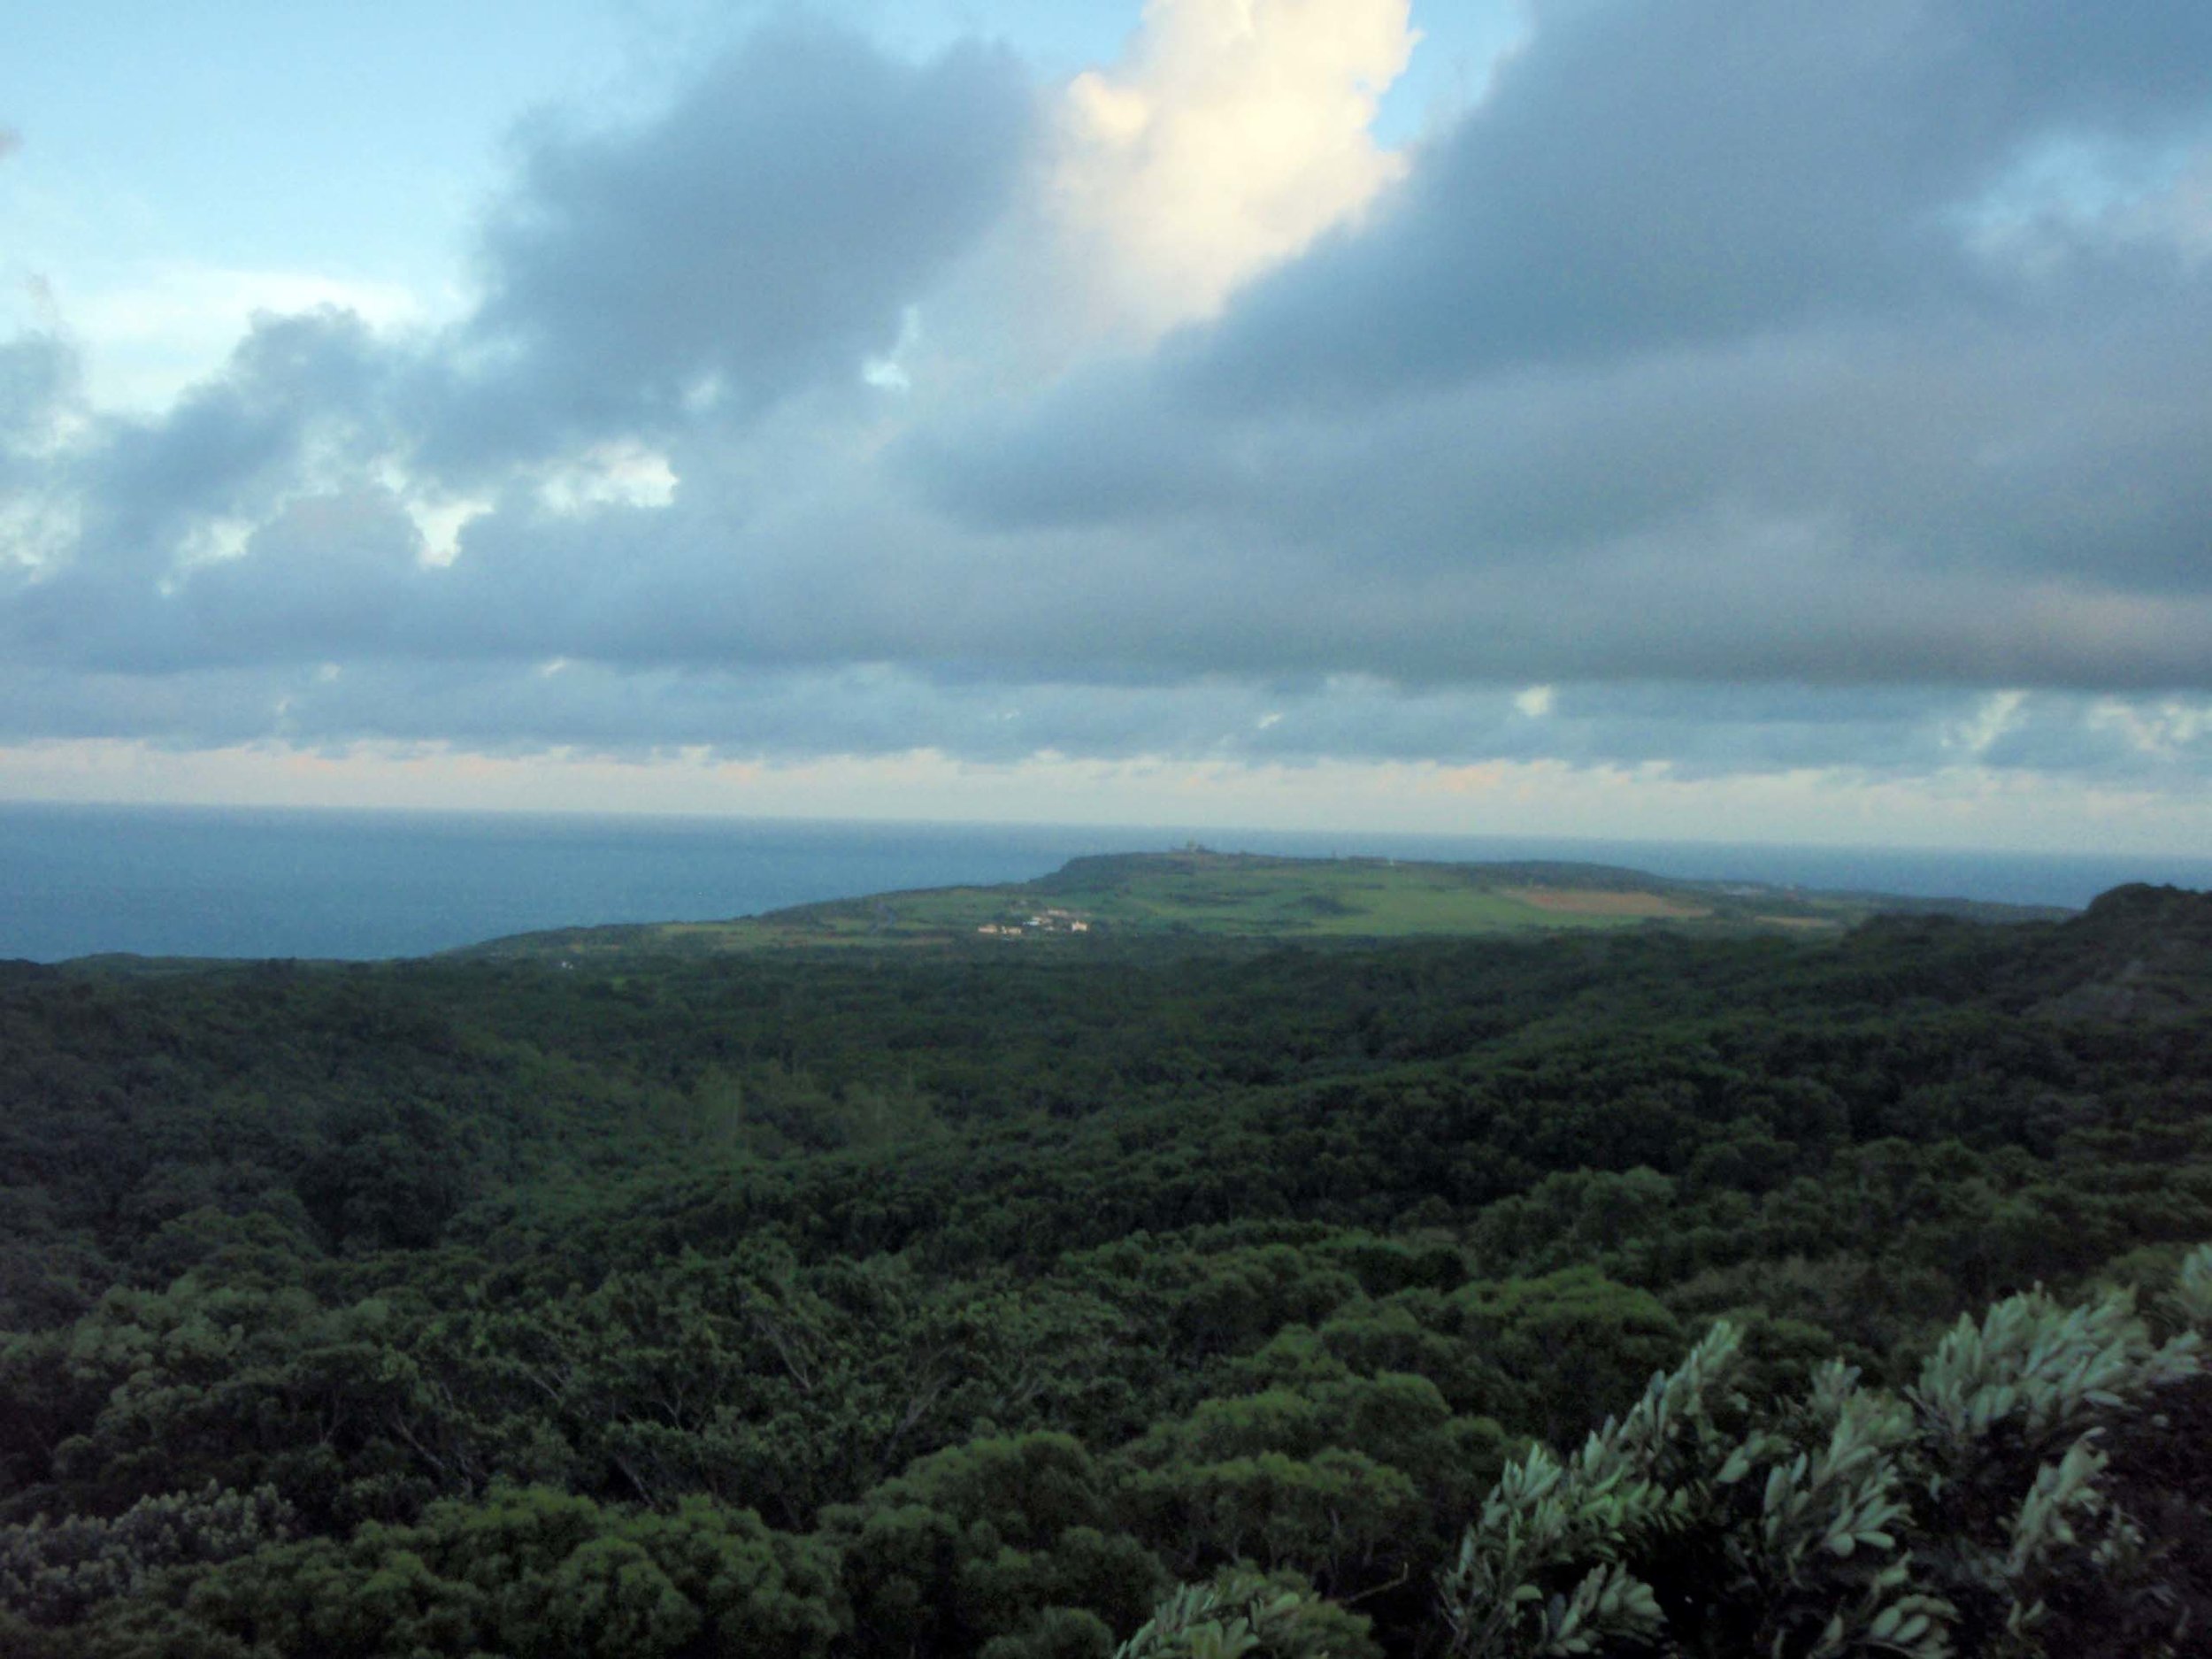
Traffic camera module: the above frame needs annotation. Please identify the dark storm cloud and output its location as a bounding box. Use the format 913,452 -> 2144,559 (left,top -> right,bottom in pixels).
3,654 -> 2200,797
81,311 -> 385,555
414,19 -> 1033,477
178,490 -> 432,659
1177,0 -> 2212,402
927,301 -> 2212,593
4,310 -> 390,667
4,19 -> 1036,668
4,0 -> 2210,784
910,0 -> 2212,696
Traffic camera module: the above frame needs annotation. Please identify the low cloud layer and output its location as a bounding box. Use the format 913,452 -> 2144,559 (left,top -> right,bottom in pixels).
4,0 -> 2211,817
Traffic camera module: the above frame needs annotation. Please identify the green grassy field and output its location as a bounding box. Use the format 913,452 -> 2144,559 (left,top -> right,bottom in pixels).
447,848 -> 2066,963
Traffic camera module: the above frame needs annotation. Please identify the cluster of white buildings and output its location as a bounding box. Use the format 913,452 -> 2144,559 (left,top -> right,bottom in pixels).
977,909 -> 1093,937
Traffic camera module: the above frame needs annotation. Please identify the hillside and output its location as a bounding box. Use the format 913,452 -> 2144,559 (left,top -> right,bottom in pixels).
448,847 -> 2070,960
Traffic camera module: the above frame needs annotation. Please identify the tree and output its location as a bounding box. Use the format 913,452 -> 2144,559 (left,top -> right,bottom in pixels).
1437,1246 -> 2212,1658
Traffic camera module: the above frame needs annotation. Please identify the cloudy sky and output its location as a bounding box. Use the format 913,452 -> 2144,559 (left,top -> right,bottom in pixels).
4,0 -> 2209,849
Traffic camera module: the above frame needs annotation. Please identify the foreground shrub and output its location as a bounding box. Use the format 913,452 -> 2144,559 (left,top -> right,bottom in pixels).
1436,1244 -> 2212,1658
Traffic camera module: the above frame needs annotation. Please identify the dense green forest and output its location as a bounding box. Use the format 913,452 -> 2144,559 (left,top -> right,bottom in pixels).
3,882 -> 2210,1656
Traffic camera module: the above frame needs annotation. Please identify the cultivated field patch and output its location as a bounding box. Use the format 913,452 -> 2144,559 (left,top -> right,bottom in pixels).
1501,887 -> 1713,918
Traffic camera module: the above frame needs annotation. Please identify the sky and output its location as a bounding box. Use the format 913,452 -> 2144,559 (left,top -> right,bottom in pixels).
3,0 -> 2209,851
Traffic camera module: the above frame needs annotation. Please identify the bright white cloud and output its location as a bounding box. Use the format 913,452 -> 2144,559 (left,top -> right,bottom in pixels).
1945,689 -> 2028,757
534,441 -> 680,516
173,514 -> 257,572
1050,0 -> 1417,338
2088,695 -> 2212,756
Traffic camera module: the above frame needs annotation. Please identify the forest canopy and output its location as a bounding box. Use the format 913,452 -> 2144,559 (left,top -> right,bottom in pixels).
2,883 -> 2209,1655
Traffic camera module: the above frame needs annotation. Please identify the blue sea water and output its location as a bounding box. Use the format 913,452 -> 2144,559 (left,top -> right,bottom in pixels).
1,801 -> 2208,963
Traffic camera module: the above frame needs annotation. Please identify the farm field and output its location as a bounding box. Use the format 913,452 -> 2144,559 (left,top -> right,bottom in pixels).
451,848 -> 2055,960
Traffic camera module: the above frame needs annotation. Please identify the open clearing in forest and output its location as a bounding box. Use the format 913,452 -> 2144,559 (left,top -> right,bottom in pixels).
1500,887 -> 1712,918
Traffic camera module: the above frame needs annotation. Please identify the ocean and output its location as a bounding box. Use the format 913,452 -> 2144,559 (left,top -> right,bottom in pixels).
2,801 -> 2208,964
